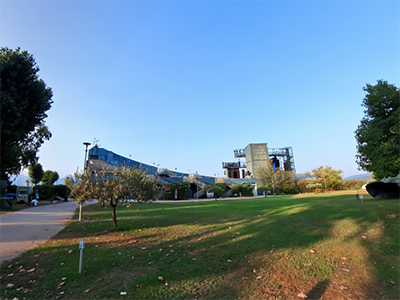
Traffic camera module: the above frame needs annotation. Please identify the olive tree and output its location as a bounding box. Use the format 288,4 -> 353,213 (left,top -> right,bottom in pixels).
71,166 -> 158,228
70,170 -> 96,221
124,167 -> 159,203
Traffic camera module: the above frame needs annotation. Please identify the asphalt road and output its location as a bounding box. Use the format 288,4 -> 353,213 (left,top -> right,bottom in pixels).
0,200 -> 96,265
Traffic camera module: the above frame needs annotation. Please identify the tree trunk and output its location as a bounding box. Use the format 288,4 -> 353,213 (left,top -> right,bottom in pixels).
111,204 -> 118,228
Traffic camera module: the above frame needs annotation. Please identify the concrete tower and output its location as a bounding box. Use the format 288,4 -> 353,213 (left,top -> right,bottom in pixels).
245,143 -> 270,177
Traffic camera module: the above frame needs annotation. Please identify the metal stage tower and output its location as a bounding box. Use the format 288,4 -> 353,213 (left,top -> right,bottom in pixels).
223,145 -> 295,178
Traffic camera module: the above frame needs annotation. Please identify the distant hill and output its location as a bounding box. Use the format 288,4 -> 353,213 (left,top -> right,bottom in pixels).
343,173 -> 372,181
11,174 -> 30,185
55,175 -> 73,185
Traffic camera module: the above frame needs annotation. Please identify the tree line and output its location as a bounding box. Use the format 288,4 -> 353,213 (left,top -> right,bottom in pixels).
256,164 -> 368,195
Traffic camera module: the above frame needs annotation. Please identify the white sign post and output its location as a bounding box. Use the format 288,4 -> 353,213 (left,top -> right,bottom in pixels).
78,238 -> 85,275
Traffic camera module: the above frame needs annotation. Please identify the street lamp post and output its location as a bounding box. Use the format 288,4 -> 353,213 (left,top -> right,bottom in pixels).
79,142 -> 91,222
196,171 -> 198,200
83,142 -> 91,172
153,162 -> 160,183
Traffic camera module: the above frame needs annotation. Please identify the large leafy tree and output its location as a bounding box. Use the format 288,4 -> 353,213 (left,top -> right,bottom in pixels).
355,80 -> 400,180
0,47 -> 53,180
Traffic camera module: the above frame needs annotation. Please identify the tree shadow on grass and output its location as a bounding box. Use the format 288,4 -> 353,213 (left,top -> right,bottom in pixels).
306,280 -> 330,299
2,195 -> 398,299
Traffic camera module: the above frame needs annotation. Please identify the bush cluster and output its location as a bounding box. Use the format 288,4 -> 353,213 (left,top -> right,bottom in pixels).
257,186 -> 271,195
297,178 -> 324,193
162,181 -> 191,200
280,182 -> 299,194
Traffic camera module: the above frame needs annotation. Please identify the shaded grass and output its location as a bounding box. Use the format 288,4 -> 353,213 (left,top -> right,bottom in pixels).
0,198 -> 53,214
1,193 -> 399,299
0,200 -> 29,214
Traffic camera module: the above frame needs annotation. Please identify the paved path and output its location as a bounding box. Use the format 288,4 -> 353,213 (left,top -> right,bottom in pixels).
0,200 -> 96,265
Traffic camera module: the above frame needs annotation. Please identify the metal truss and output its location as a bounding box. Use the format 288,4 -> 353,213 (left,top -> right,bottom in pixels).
233,149 -> 246,158
268,147 -> 296,172
230,147 -> 296,172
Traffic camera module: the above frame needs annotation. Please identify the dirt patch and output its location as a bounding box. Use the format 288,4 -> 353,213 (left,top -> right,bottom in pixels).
217,250 -> 388,300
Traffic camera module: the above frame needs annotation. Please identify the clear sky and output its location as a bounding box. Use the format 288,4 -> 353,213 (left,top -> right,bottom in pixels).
1,0 -> 399,180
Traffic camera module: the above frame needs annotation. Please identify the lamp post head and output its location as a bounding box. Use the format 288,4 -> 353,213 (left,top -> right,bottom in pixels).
83,142 -> 91,147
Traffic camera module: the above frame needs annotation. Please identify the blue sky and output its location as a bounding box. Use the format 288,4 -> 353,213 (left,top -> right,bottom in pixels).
1,0 -> 399,180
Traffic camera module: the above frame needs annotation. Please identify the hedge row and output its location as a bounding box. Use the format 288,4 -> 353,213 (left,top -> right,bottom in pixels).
30,184 -> 71,200
161,181 -> 191,200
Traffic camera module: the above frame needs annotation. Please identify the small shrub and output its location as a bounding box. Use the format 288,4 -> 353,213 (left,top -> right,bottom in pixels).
258,186 -> 271,195
242,184 -> 254,197
207,186 -> 224,200
281,182 -> 299,194
230,184 -> 243,196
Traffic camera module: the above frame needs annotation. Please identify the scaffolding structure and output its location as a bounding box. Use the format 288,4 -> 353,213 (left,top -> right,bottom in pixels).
224,146 -> 296,176
268,147 -> 296,172
233,149 -> 246,158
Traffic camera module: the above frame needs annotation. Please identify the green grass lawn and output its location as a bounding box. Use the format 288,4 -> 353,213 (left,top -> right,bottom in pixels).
1,193 -> 399,299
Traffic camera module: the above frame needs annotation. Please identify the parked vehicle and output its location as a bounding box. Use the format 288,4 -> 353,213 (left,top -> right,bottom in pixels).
16,186 -> 31,203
